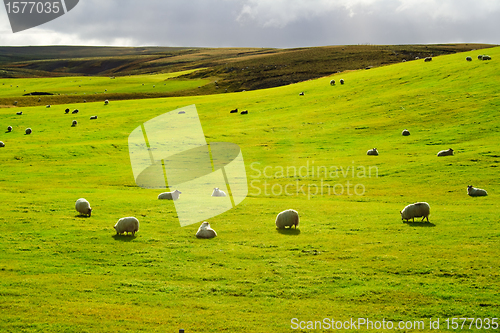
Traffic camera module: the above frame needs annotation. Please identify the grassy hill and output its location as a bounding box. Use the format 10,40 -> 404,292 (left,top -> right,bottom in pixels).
0,47 -> 499,332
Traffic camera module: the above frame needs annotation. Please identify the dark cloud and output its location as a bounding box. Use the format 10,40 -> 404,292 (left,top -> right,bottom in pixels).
1,0 -> 499,47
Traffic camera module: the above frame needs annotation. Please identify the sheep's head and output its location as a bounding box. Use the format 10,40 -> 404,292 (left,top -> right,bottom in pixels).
174,190 -> 182,194
88,207 -> 92,217
200,221 -> 210,229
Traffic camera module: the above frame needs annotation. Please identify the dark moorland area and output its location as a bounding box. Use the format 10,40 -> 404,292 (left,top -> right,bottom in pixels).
0,43 -> 496,101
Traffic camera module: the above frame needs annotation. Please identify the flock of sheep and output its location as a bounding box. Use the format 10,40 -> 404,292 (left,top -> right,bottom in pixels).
360,122 -> 488,224
0,100 -> 108,148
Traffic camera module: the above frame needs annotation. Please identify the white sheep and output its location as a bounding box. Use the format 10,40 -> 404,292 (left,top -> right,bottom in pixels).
467,185 -> 487,197
437,148 -> 453,157
340,79 -> 345,85
16,111 -> 23,115
275,209 -> 299,229
402,129 -> 410,136
330,79 -> 335,86
90,116 -> 98,120
104,100 -> 109,105
25,128 -> 32,135
367,148 -> 379,156
114,217 -> 139,236
7,126 -> 12,132
71,120 -> 78,127
158,189 -> 182,200
75,198 -> 92,217
211,188 -> 227,197
299,92 -> 304,96
46,105 -> 51,108
424,57 -> 432,62
195,221 -> 217,239
466,56 -> 472,61
400,202 -> 430,222
0,141 -> 5,148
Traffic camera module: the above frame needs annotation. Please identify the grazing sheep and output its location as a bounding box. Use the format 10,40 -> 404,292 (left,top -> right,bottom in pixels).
424,57 -> 432,62
158,189 -> 182,200
330,79 -> 335,85
467,185 -> 488,197
71,120 -> 78,127
400,202 -> 430,222
275,209 -> 299,229
178,111 -> 185,114
114,217 -> 139,236
7,126 -> 12,132
402,129 -> 410,136
367,148 -> 379,156
90,116 -> 98,120
211,188 -> 227,197
72,109 -> 79,114
299,92 -> 304,96
16,111 -> 23,115
340,79 -> 345,85
482,55 -> 492,61
0,141 -> 4,148
25,128 -> 32,135
437,148 -> 453,157
75,198 -> 92,217
466,56 -> 472,61
104,100 -> 109,105
230,108 -> 238,113
478,55 -> 484,60
195,221 -> 217,239
13,101 -> 18,105
240,110 -> 248,115
65,108 -> 70,114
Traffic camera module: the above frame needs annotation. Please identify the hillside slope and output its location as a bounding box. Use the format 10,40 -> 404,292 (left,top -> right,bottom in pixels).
0,47 -> 499,332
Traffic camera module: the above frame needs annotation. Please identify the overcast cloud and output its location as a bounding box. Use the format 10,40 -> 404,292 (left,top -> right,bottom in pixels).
1,0 -> 499,47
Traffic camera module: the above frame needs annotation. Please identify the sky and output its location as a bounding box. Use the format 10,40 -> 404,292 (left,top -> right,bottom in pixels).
1,0 -> 499,48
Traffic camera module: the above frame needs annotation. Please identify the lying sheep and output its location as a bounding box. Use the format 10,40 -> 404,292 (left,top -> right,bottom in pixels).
7,126 -> 12,132
158,189 -> 182,200
195,221 -> 217,239
211,188 -> 227,197
400,202 -> 430,222
330,79 -> 335,85
25,128 -> 32,135
16,111 -> 23,115
230,108 -> 238,113
75,198 -> 92,217
466,56 -> 472,61
65,108 -> 70,114
467,185 -> 487,197
114,217 -> 139,236
240,110 -> 248,115
0,141 -> 4,148
90,116 -> 98,120
275,209 -> 299,229
367,148 -> 379,156
437,148 -> 453,157
402,129 -> 410,136
424,57 -> 432,62
71,120 -> 78,127
72,109 -> 79,114
46,105 -> 51,108
299,92 -> 304,96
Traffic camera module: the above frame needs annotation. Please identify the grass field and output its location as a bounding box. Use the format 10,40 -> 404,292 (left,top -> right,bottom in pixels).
0,47 -> 499,332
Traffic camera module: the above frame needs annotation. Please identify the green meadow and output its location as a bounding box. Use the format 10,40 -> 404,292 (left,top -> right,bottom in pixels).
0,47 -> 499,332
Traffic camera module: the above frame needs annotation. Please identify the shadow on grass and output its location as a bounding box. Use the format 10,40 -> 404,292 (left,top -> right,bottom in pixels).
276,228 -> 301,235
74,215 -> 91,218
404,221 -> 436,227
112,234 -> 137,242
